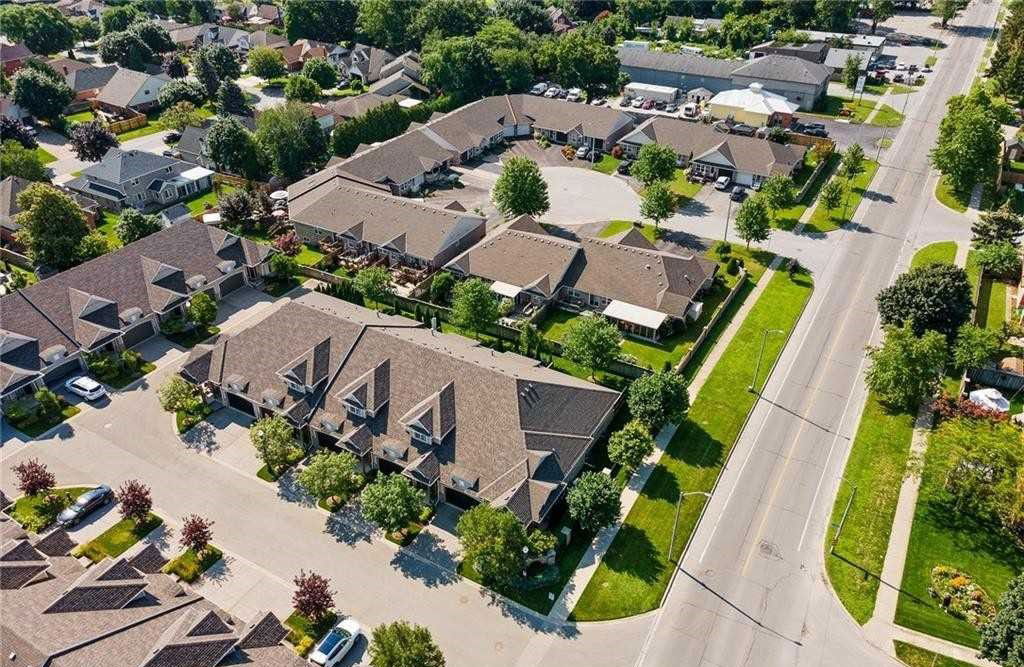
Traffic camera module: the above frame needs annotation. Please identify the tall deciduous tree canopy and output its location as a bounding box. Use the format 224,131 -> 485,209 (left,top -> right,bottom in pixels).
250,415 -> 299,476
413,0 -> 490,41
631,143 -> 677,186
627,370 -> 689,430
422,35 -> 502,100
357,0 -> 421,52
865,323 -> 947,408
875,262 -> 973,338
492,156 -> 550,218
0,5 -> 76,54
247,46 -> 287,81
15,184 -> 90,270
931,88 -> 1002,197
283,0 -> 358,44
493,0 -> 551,34
456,504 -> 529,586
115,208 -> 162,245
561,315 -> 622,378
608,419 -> 656,472
254,102 -> 328,180
0,141 -> 46,181
450,277 -> 500,337
979,571 -> 1024,667
640,181 -> 675,228
553,28 -> 621,98
206,116 -> 264,179
360,474 -> 425,534
12,68 -> 72,122
69,120 -> 118,162
100,4 -> 140,34
567,471 -> 621,532
735,195 -> 772,249
301,57 -> 338,90
368,621 -> 446,667
130,20 -> 174,55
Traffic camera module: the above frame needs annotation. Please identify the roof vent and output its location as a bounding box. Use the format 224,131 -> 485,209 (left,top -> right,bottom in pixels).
217,260 -> 236,274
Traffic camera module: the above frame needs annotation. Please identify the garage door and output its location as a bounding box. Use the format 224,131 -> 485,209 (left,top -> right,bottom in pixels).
444,487 -> 480,511
225,391 -> 256,417
316,431 -> 340,450
121,321 -> 155,349
218,273 -> 244,296
43,358 -> 83,385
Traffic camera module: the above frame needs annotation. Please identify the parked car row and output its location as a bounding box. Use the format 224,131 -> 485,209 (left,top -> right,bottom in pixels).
530,82 -> 601,104
790,120 -> 828,138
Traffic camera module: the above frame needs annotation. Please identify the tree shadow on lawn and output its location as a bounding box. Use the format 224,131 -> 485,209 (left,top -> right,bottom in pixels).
828,549 -> 928,606
920,495 -> 1024,572
665,420 -> 725,471
472,584 -> 580,638
598,523 -> 665,585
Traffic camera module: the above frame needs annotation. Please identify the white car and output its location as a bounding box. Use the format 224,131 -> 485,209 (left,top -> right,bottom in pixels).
630,97 -> 645,108
64,376 -> 106,401
714,175 -> 732,191
309,618 -> 361,666
530,82 -> 548,95
575,145 -> 590,159
895,62 -> 907,71
566,87 -> 582,102
543,86 -> 561,98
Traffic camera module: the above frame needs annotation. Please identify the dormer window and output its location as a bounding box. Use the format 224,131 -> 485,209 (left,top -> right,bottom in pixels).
285,380 -> 304,394
382,445 -> 405,460
409,428 -> 432,445
345,403 -> 365,419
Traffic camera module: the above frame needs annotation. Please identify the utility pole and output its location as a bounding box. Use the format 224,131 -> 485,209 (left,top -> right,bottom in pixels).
668,491 -> 712,560
723,197 -> 733,241
748,328 -> 785,393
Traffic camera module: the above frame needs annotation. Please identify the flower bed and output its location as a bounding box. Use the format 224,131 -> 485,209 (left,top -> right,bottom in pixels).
928,565 -> 997,628
163,546 -> 223,583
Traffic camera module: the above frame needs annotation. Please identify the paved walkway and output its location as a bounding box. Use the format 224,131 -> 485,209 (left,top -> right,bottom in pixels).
863,88 -> 894,125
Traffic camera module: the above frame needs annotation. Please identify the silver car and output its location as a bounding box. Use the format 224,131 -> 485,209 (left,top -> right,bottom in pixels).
57,485 -> 113,527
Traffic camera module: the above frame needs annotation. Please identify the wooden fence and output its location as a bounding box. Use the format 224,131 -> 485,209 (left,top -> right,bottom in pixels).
795,151 -> 835,203
674,269 -> 748,374
104,113 -> 148,135
1,248 -> 33,270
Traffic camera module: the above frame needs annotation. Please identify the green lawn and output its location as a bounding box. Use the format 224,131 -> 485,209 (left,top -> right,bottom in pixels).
925,54 -> 938,67
806,160 -> 879,232
102,361 -> 157,390
910,241 -> 958,269
895,418 -> 1024,647
965,250 -> 982,293
894,641 -> 974,667
977,277 -> 1008,330
94,211 -> 122,248
74,513 -> 163,563
176,403 -> 214,434
183,185 -> 238,215
773,153 -> 841,230
870,104 -> 905,127
294,245 -> 325,267
4,402 -> 81,439
809,96 -> 877,123
1008,160 -> 1024,173
163,546 -> 223,583
285,611 -> 337,654
256,447 -> 305,482
597,220 -> 660,244
592,154 -> 621,175
164,324 -> 220,349
64,109 -> 96,124
116,106 -> 215,141
33,147 -> 57,165
570,269 -> 814,620
935,177 -> 969,213
824,394 -> 917,624
8,487 -> 91,533
667,168 -> 702,202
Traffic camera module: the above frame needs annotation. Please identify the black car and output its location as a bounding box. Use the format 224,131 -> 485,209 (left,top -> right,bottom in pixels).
617,159 -> 633,175
803,126 -> 829,138
731,123 -> 757,137
57,485 -> 113,528
165,130 -> 182,142
729,185 -> 747,202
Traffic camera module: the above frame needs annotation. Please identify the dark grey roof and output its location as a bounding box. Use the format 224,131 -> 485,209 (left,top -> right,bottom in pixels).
236,612 -> 289,649
128,544 -> 169,574
1,563 -> 48,589
34,530 -> 76,558
96,558 -> 144,581
66,64 -> 118,93
618,47 -> 739,79
44,583 -> 147,613
82,148 -> 181,184
1,540 -> 44,562
0,175 -> 30,232
732,54 -> 832,85
187,610 -> 233,636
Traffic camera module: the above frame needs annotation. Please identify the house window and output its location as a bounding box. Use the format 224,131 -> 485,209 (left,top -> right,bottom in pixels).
410,429 -> 432,445
345,403 -> 365,418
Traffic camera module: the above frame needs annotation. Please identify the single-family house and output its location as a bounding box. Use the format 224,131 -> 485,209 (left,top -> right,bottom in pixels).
175,115 -> 257,171
618,115 -> 807,187
180,291 -> 620,526
169,23 -> 252,51
55,0 -> 107,19
246,2 -> 282,25
706,82 -> 799,127
248,29 -> 288,49
369,53 -> 429,97
0,221 -> 273,403
66,149 -> 214,212
0,533 -> 305,667
316,92 -> 391,124
342,43 -> 397,83
287,170 -> 486,270
49,59 -> 118,103
446,216 -> 718,341
0,42 -> 33,75
94,67 -> 170,113
0,95 -> 30,122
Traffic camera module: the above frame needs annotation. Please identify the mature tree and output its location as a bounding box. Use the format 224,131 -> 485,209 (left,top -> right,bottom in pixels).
250,415 -> 299,476
353,266 -> 393,305
842,54 -> 862,89
413,0 -> 490,40
12,69 -> 72,122
199,43 -> 241,81
75,232 -> 109,262
158,375 -> 201,413
977,241 -> 1023,278
166,0 -> 215,23
995,48 -> 1024,104
100,4 -> 139,34
98,31 -> 153,70
450,277 -> 500,338
115,208 -> 161,245
421,35 -> 502,100
933,0 -> 968,28
160,101 -> 201,133
608,419 -> 656,472
116,479 -> 152,523
360,474 -> 425,534
457,504 -> 529,586
72,16 -> 101,44
631,143 -> 677,186
219,190 -> 256,230
952,323 -> 1002,370
875,262 -> 973,337
292,570 -> 335,621
567,471 -> 621,532
193,48 -> 221,99
254,102 -> 328,180
69,120 -> 117,162
357,0 -> 420,52
627,370 -> 689,431
492,156 -> 549,218
0,141 -> 46,181
490,46 -> 535,93
944,419 -> 1020,515
869,0 -> 896,33
640,181 -> 675,229
284,74 -> 322,102
931,92 -> 1002,197
493,0 -> 551,34
12,458 -> 55,496
429,270 -> 456,305
158,78 -> 207,109
207,116 -> 263,179
1,116 -> 37,149
760,173 -> 795,218
980,572 -> 1024,667
972,204 -> 1024,247
187,291 -> 217,330
840,143 -> 865,180
130,20 -> 174,55
247,46 -> 287,80
735,195 -> 772,249
283,0 -> 358,43
270,253 -> 298,280
554,28 -> 621,98
561,315 -> 622,379
15,185 -> 90,270
865,324 -> 947,408
179,514 -> 214,554
369,621 -> 446,667
216,80 -> 250,116
819,179 -> 844,214
301,57 -> 338,90
296,452 -> 362,505
330,100 -> 411,157
0,5 -> 75,54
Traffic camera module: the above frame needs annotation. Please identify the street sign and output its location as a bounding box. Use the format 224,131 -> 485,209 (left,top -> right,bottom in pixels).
854,75 -> 867,94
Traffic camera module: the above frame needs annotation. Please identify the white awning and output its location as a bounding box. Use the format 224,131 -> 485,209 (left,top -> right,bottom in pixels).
180,166 -> 214,181
602,300 -> 668,330
489,281 -> 522,299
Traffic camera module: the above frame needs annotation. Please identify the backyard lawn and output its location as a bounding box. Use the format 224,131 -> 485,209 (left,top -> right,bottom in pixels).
806,160 -> 879,232
592,154 -> 621,175
116,106 -> 215,141
74,513 -> 163,563
773,153 -> 841,230
184,184 -> 238,215
34,147 -> 57,164
570,269 -> 813,620
64,109 -> 96,124
894,418 -> 1024,647
824,394 -> 917,624
910,241 -> 957,269
976,278 -> 1008,331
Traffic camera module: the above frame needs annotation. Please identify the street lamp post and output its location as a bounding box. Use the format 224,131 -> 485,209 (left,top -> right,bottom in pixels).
668,491 -> 712,560
748,328 -> 785,393
723,196 -> 734,241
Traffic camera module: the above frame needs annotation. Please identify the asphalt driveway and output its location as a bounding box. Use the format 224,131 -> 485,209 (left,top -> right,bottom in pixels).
537,166 -> 642,225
